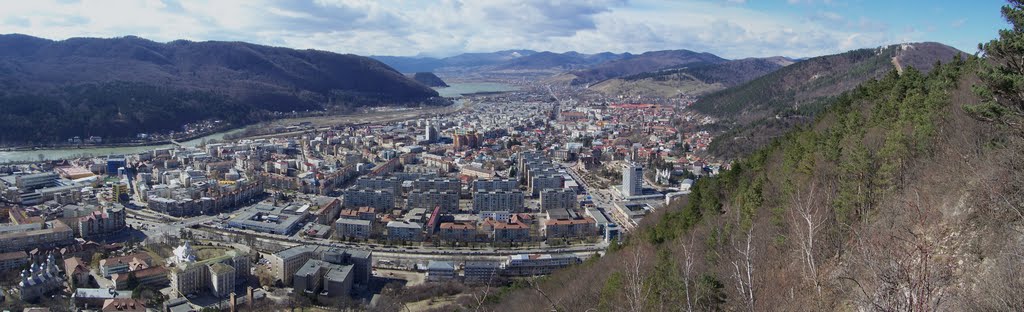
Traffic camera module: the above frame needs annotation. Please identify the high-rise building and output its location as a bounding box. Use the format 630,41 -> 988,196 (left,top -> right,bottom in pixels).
622,163 -> 643,198
425,121 -> 438,143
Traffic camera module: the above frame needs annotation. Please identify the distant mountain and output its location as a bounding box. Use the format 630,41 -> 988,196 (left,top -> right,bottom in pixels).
411,72 -> 449,87
374,49 -> 729,82
590,57 -> 794,99
493,51 -> 632,70
569,50 -> 729,85
0,34 -> 442,145
443,49 -> 539,67
371,50 -> 540,73
696,42 -> 963,157
369,56 -> 448,73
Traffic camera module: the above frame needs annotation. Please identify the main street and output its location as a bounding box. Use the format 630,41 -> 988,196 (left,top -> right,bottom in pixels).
563,162 -> 637,231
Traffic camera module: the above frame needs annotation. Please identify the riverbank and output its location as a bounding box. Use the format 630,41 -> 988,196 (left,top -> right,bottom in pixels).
0,128 -> 246,164
0,126 -> 236,152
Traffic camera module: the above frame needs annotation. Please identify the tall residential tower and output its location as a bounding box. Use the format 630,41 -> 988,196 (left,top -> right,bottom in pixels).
622,163 -> 643,198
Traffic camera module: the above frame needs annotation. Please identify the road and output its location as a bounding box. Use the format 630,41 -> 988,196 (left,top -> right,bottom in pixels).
563,163 -> 636,231
193,223 -> 606,263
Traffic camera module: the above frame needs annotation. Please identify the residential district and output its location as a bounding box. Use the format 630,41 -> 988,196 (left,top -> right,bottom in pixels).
0,84 -> 723,311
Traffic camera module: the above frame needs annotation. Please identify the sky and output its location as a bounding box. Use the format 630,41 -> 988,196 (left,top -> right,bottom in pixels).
0,0 -> 1010,59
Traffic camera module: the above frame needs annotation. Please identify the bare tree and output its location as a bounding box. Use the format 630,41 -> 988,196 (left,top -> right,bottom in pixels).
731,226 -> 756,312
623,245 -> 651,312
789,181 -> 826,297
525,273 -> 565,312
472,267 -> 498,312
681,236 -> 696,312
850,191 -> 951,312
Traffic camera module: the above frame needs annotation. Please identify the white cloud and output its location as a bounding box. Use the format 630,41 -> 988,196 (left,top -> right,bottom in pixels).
0,0 -> 917,58
952,18 -> 967,28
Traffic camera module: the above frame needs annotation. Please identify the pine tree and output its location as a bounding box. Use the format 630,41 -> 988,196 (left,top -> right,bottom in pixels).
977,0 -> 1024,129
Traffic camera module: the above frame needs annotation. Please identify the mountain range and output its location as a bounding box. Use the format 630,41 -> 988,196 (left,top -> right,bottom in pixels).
0,34 -> 442,144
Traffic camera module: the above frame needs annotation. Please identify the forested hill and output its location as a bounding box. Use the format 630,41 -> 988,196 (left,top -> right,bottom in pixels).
568,49 -> 728,85
692,42 -> 962,122
0,34 -> 442,145
486,12 -> 1024,308
698,42 -> 963,158
590,57 -> 793,99
411,72 -> 449,87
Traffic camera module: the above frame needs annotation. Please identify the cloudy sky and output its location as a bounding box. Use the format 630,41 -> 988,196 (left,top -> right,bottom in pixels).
0,0 -> 1008,59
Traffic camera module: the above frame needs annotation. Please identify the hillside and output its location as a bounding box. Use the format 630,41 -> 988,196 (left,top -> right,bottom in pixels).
0,34 -> 441,144
693,42 -> 962,121
590,57 -> 793,99
697,42 -> 963,158
569,49 -> 729,85
411,72 -> 449,87
490,49 -> 1024,311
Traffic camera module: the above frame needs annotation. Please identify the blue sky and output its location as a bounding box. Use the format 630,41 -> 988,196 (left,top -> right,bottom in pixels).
0,0 -> 1009,59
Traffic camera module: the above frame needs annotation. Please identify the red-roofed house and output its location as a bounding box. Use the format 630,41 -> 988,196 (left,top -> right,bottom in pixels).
439,222 -> 477,242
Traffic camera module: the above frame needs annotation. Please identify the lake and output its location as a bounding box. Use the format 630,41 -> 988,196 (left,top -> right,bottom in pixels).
435,82 -> 517,97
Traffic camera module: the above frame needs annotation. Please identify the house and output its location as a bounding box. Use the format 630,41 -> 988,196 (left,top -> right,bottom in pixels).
502,254 -> 581,276
425,261 -> 455,282
314,197 -> 342,225
544,217 -> 597,239
101,298 -> 147,312
438,222 -> 477,242
0,251 -> 28,273
338,206 -> 377,221
463,261 -> 501,285
99,253 -> 152,278
334,218 -> 372,240
63,256 -> 91,287
543,208 -> 597,240
111,266 -> 168,290
489,220 -> 531,242
386,221 -> 423,242
73,288 -> 134,309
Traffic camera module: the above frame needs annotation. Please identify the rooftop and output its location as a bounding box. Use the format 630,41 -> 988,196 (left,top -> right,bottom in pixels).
74,288 -> 133,299
426,260 -> 454,271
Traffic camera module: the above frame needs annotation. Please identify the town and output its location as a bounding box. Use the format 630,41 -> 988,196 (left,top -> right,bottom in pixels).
0,81 -> 724,311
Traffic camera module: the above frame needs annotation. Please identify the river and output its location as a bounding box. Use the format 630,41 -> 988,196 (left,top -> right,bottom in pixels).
0,128 -> 246,163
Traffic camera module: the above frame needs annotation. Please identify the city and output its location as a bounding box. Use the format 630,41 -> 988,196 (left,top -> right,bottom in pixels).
0,78 -> 722,311
0,1 -> 1016,311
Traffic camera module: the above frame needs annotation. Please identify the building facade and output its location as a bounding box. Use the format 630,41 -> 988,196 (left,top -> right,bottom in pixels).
621,163 -> 643,197
473,190 -> 524,213
539,188 -> 577,212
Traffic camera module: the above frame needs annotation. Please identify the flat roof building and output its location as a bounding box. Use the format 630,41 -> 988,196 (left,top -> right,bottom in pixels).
227,204 -> 308,235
